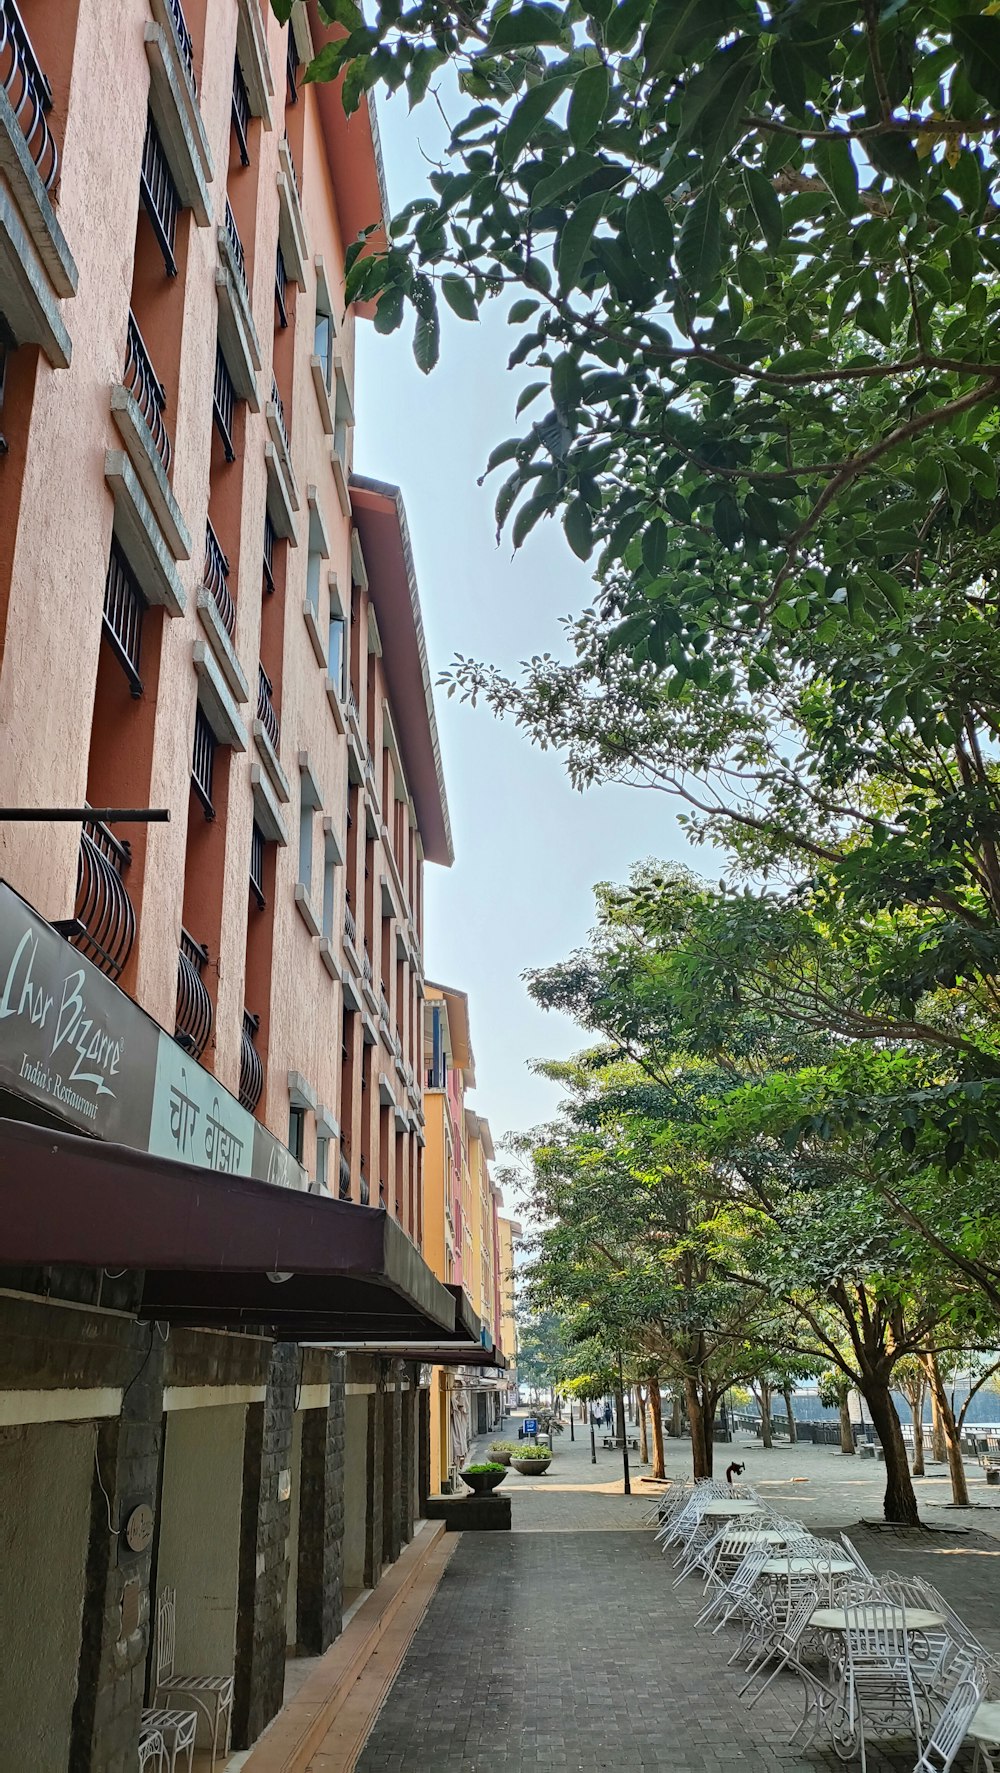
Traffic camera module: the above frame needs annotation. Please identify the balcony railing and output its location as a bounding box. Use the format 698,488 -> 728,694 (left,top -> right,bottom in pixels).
344,901 -> 357,949
262,511 -> 275,595
250,818 -> 266,909
103,540 -> 146,696
338,1149 -> 351,1200
347,684 -> 360,729
213,344 -> 236,462
203,519 -> 235,638
63,818 -> 135,983
359,1164 -> 370,1207
163,0 -> 197,93
257,662 -> 279,753
125,312 -> 172,475
379,988 -> 391,1027
140,112 -> 179,275
286,30 -> 298,106
239,1009 -> 263,1112
175,929 -> 212,1058
362,941 -> 373,988
1,0 -> 58,190
231,55 -> 250,165
224,198 -> 247,292
270,374 -> 291,457
191,703 -> 216,817
274,245 -> 288,329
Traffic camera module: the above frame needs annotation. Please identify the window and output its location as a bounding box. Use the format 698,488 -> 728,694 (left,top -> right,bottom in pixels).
298,779 -> 313,896
316,1136 -> 328,1189
314,308 -> 333,392
328,614 -> 346,699
140,112 -> 180,276
250,818 -> 266,908
322,827 -> 340,941
103,540 -> 146,696
232,57 -> 251,165
306,547 -> 321,620
191,704 -> 217,818
288,1103 -> 305,1163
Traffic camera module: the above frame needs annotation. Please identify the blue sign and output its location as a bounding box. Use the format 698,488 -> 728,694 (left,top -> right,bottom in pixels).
524,1418 -> 538,1436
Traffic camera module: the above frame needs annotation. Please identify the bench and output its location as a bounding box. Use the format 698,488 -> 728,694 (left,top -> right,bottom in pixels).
975,1434 -> 1000,1471
603,1435 -> 639,1451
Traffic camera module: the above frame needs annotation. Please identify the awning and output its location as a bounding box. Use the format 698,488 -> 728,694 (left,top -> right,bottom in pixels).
321,1286 -> 506,1367
0,1117 -> 455,1341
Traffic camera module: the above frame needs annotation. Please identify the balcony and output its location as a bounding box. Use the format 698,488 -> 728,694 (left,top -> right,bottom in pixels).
256,661 -> 279,753
59,817 -> 136,983
175,929 -> 212,1058
265,373 -> 299,538
216,201 -> 261,406
361,941 -> 373,988
124,311 -> 171,473
213,343 -> 236,462
286,28 -> 298,106
191,702 -> 217,817
231,56 -> 250,165
275,244 -> 288,329
2,0 -> 57,190
140,111 -> 179,275
196,517 -> 248,705
276,132 -> 307,288
112,312 -> 190,564
262,511 -> 276,595
0,0 -> 76,367
102,540 -> 146,696
239,1008 -> 263,1112
203,518 -> 234,637
235,0 -> 273,125
344,901 -> 357,949
145,0 -> 212,226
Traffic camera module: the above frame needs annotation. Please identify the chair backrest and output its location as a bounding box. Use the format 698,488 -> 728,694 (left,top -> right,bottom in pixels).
840,1531 -> 876,1582
914,1668 -> 983,1772
780,1585 -> 820,1649
155,1586 -> 175,1685
845,1601 -> 912,1669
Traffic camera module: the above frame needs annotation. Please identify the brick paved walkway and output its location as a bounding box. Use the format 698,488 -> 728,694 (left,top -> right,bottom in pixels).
354,1418 -> 1000,1772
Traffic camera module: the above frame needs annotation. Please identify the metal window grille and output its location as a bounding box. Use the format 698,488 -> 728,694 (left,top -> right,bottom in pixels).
231,56 -> 250,165
286,28 -> 298,105
0,0 -> 57,189
275,244 -> 288,329
288,1103 -> 305,1162
175,929 -> 212,1058
64,818 -> 135,982
163,0 -> 196,92
203,519 -> 235,638
362,941 -> 373,987
257,662 -> 279,752
124,311 -> 172,474
338,1149 -> 351,1199
224,198 -> 247,290
191,704 -> 217,817
140,112 -> 179,275
282,130 -> 302,209
344,900 -> 357,948
270,374 -> 291,457
239,1009 -> 263,1112
213,344 -> 236,462
262,512 -> 276,595
250,818 -> 266,908
102,541 -> 146,695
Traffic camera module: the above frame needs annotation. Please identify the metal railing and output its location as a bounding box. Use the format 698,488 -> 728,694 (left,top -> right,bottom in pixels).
203,519 -> 235,638
275,244 -> 288,329
347,684 -> 360,729
224,198 -> 247,291
231,55 -> 250,165
338,1149 -> 351,1200
270,374 -> 291,458
239,1009 -> 263,1112
213,344 -> 236,462
262,512 -> 275,595
163,0 -> 196,93
359,1164 -> 369,1207
140,112 -> 179,275
344,901 -> 357,949
257,661 -> 279,752
282,130 -> 301,209
250,818 -> 266,909
0,0 -> 57,190
102,541 -> 145,695
176,929 -> 212,1058
362,942 -> 373,987
191,704 -> 216,817
65,818 -> 135,982
379,989 -> 391,1027
286,30 -> 298,106
125,311 -> 172,475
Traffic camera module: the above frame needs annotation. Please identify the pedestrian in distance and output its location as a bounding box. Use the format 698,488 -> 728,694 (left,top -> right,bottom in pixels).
603,1400 -> 613,1429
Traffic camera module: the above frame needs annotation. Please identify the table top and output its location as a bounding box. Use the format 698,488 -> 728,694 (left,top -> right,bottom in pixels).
809,1605 -> 947,1633
726,1529 -> 789,1544
970,1701 -> 1000,1746
760,1557 -> 857,1577
702,1499 -> 762,1516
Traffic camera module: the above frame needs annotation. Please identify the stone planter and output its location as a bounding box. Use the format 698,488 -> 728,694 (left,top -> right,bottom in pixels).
511,1456 -> 552,1476
489,1449 -> 512,1466
459,1467 -> 507,1496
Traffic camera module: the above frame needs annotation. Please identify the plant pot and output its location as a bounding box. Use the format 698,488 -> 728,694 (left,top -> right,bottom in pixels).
511,1457 -> 552,1476
459,1467 -> 507,1495
489,1449 -> 512,1466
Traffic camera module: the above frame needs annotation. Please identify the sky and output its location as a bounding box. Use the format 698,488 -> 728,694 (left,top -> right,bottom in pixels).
354,89 -> 695,1158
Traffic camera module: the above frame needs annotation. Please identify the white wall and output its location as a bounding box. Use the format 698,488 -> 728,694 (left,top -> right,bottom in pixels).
0,1419 -> 94,1773
342,1395 -> 367,1593
156,1404 -> 246,1677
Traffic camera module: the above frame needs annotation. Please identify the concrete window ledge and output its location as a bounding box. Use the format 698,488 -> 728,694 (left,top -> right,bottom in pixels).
194,641 -> 247,750
293,882 -> 321,940
215,245 -> 262,407
145,6 -> 213,223
105,450 -> 186,615
277,137 -> 308,288
196,587 -> 250,702
0,86 -> 76,301
236,0 -> 275,125
265,434 -> 300,541
110,385 -> 192,562
251,764 -> 288,846
253,715 -> 291,803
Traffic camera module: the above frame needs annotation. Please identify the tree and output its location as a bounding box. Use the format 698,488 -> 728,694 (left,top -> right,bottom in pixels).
516,1311 -> 568,1400
817,1368 -> 856,1457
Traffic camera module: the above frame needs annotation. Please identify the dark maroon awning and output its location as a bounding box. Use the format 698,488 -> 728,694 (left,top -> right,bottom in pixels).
0,1117 -> 455,1340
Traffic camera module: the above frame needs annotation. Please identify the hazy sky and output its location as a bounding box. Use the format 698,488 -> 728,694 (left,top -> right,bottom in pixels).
354,90 -> 695,1159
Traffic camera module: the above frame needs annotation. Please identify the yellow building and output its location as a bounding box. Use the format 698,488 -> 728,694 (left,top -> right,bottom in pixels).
497,1212 -> 522,1401
422,984 -> 506,1491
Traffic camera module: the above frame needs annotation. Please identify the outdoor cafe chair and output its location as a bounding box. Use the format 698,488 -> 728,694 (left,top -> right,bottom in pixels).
140,1705 -> 198,1773
912,1659 -> 984,1773
883,1574 -> 1000,1697
153,1587 -> 235,1770
738,1581 -> 821,1709
831,1601 -> 927,1773
138,1727 -> 167,1771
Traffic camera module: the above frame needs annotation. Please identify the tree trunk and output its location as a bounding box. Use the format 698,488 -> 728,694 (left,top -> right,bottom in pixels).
862,1381 -> 921,1525
839,1395 -> 856,1454
638,1388 -> 649,1463
926,1362 -> 947,1463
685,1377 -> 711,1479
671,1395 -> 683,1439
649,1376 -> 666,1480
615,1384 -> 627,1445
757,1384 -> 773,1449
782,1383 -> 797,1445
911,1378 -> 926,1478
924,1353 -> 970,1506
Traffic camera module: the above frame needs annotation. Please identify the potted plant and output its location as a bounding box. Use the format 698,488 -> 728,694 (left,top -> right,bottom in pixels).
511,1445 -> 553,1475
459,1461 -> 508,1496
489,1441 -> 518,1466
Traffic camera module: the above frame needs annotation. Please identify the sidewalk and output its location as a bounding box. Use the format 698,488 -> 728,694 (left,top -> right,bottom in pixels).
351,1415 -> 1000,1771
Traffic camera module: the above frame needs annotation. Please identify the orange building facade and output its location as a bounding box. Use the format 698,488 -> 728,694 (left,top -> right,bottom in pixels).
0,2 -> 490,1766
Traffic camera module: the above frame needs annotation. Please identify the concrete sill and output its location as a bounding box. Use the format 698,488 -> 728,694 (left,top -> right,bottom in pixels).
251,763 -> 288,846
105,451 -> 186,616
294,883 -> 321,939
276,138 -> 308,288
302,599 -> 326,668
343,933 -> 361,979
216,248 -> 262,405
324,678 -> 346,734
236,0 -> 274,122
144,16 -> 213,223
309,355 -> 335,437
110,385 -> 192,562
0,87 -> 77,301
330,446 -> 351,517
194,640 -> 247,750
318,938 -> 341,982
264,440 -> 298,543
253,716 -> 290,802
196,588 -> 250,702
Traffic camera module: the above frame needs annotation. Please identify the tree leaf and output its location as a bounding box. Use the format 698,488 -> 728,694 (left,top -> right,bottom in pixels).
953,14 -> 1000,110
676,188 -> 722,290
743,168 -> 783,253
813,133 -> 859,216
441,274 -> 478,320
642,517 -> 668,574
373,285 -> 404,333
502,75 -> 569,165
512,491 -> 552,548
569,63 -> 611,149
643,0 -> 704,74
564,498 -> 594,558
556,192 -> 607,293
625,189 -> 673,275
489,2 -> 567,48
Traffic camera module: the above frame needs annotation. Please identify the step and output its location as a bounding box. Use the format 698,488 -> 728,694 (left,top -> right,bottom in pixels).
241,1521 -> 451,1773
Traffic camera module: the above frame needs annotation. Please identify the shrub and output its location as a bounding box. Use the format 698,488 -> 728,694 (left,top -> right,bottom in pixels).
462,1462 -> 506,1474
489,1440 -> 520,1454
514,1445 -> 553,1461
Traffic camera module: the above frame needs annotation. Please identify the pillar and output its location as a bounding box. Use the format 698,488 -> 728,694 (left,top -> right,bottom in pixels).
296,1358 -> 345,1653
232,1344 -> 296,1749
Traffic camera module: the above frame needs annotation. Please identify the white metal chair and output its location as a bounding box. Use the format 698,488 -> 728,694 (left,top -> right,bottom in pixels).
153,1587 -> 234,1770
738,1581 -> 820,1708
912,1662 -> 983,1772
832,1602 -> 926,1773
141,1705 -> 198,1773
138,1726 -> 166,1771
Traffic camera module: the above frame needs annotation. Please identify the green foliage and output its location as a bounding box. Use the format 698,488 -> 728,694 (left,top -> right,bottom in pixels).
461,1461 -> 507,1473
